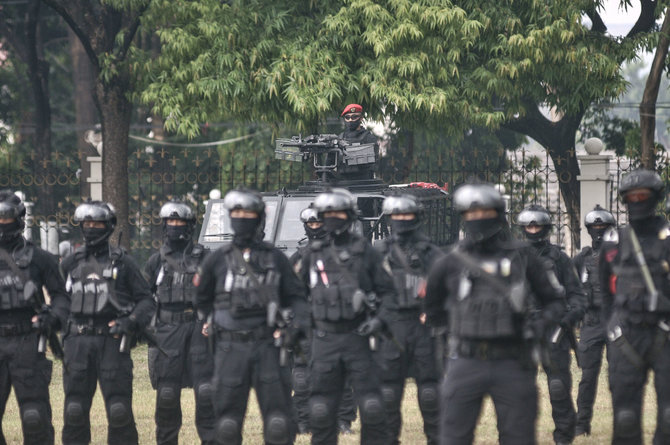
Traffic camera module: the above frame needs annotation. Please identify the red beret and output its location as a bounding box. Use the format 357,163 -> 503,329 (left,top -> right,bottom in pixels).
341,104 -> 363,116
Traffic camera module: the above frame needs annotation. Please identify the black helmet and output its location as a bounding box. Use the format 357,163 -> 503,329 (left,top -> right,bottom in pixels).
300,206 -> 321,224
618,169 -> 664,197
517,204 -> 551,244
517,205 -> 551,227
313,188 -> 358,215
453,183 -> 505,213
618,169 -> 664,220
584,204 -> 615,227
300,205 -> 326,240
160,201 -> 195,242
74,201 -> 116,247
382,195 -> 421,215
0,190 -> 26,243
159,201 -> 195,222
223,189 -> 265,215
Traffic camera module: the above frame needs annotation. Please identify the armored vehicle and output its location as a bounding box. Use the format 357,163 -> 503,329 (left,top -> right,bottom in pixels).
199,134 -> 453,256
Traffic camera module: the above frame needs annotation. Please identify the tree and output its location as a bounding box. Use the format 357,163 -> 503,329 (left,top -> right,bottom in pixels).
43,0 -> 151,247
142,0 -> 662,244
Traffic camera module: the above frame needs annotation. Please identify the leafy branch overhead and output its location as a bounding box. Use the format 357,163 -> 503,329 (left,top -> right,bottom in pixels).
142,0 -> 632,137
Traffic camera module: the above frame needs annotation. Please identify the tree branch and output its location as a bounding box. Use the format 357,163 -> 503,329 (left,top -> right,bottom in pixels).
628,0 -> 658,38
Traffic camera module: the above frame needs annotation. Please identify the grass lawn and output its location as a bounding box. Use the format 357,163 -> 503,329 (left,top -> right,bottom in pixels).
0,346 -> 658,444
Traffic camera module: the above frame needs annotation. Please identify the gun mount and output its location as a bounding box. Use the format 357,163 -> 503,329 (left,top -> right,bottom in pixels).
275,134 -> 376,183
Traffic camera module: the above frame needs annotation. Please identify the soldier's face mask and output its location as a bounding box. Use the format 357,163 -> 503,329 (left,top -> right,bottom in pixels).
231,217 -> 259,239
587,224 -> 609,248
344,113 -> 362,131
165,224 -> 190,241
624,189 -> 657,220
523,224 -> 550,243
0,219 -> 21,244
323,216 -> 350,235
390,218 -> 418,235
305,222 -> 326,240
462,217 -> 502,243
81,226 -> 110,247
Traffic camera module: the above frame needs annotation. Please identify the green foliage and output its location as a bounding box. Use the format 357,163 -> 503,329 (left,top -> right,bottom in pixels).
142,0 -> 628,139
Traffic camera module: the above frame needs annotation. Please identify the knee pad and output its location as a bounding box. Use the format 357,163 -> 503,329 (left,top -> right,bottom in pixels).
215,417 -> 240,444
381,386 -> 396,409
264,413 -> 290,444
65,401 -> 85,427
196,382 -> 213,401
615,409 -> 638,438
548,378 -> 568,401
418,384 -> 439,413
661,407 -> 670,434
309,397 -> 330,429
157,386 -> 178,409
292,368 -> 309,393
21,406 -> 44,432
359,394 -> 385,425
108,401 -> 131,428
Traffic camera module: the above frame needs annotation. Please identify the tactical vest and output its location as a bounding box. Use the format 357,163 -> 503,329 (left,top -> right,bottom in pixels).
213,245 -> 280,319
155,244 -> 203,305
612,225 -> 670,312
67,247 -> 121,316
0,243 -> 35,311
309,238 -> 367,321
579,247 -> 604,308
447,250 -> 526,339
380,240 -> 428,309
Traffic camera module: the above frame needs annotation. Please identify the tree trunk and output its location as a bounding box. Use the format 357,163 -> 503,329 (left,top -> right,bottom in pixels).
640,9 -> 670,170
94,75 -> 131,249
69,28 -> 98,199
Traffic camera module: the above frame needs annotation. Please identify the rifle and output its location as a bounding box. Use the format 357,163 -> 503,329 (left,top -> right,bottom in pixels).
550,323 -> 581,368
628,227 -> 660,312
352,290 -> 404,353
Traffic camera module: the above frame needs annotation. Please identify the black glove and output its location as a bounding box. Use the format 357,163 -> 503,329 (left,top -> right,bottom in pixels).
33,310 -> 60,333
357,317 -> 383,336
560,309 -> 583,327
109,316 -> 137,336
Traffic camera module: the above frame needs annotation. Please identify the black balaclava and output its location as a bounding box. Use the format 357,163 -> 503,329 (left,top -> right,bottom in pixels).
626,198 -> 658,221
587,226 -> 609,250
305,224 -> 326,241
82,225 -> 112,249
389,218 -> 419,237
346,118 -> 362,132
523,225 -> 551,246
463,216 -> 503,244
323,217 -> 351,236
231,217 -> 260,248
0,220 -> 22,248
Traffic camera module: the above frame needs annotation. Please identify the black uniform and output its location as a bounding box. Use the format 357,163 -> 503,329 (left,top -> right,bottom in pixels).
301,232 -> 392,445
60,243 -> 155,445
531,240 -> 586,445
145,241 -> 215,444
0,238 -> 69,445
196,239 -> 309,445
573,244 -> 608,435
600,217 -> 670,445
375,232 -> 443,445
425,235 -> 564,445
289,245 -> 357,434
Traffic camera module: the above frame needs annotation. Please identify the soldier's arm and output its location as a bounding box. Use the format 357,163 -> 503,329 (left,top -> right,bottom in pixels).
275,250 -> 310,332
424,255 -> 449,328
559,252 -> 587,324
123,255 -> 155,328
525,248 -> 564,320
194,250 -> 219,318
367,243 -> 396,324
143,252 -> 161,295
37,250 -> 70,329
598,241 -> 618,319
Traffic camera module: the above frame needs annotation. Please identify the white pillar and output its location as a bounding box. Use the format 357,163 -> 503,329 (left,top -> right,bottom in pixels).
577,138 -> 612,250
87,156 -> 103,201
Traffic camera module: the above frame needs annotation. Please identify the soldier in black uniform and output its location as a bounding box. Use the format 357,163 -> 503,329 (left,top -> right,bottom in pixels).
0,190 -> 69,445
374,195 -> 443,445
60,201 -> 155,445
338,104 -> 378,179
289,206 -> 357,436
573,205 -> 615,437
144,202 -> 215,444
196,189 -> 309,445
517,205 -> 586,445
300,188 -> 391,445
599,169 -> 670,445
425,183 -> 565,445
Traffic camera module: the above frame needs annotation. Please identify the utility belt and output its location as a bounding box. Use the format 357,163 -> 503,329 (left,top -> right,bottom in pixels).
157,308 -> 195,324
68,319 -> 114,336
215,325 -> 274,342
314,318 -> 363,334
454,339 -> 525,361
0,321 -> 33,337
